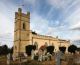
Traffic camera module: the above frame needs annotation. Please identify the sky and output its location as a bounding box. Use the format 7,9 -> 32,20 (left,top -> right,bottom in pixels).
0,0 -> 80,47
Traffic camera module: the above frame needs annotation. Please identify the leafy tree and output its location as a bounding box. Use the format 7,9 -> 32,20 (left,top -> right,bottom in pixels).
2,45 -> 9,55
32,31 -> 37,35
26,45 -> 36,56
68,45 -> 77,53
59,46 -> 66,53
77,47 -> 80,52
0,45 -> 9,55
46,46 -> 54,54
0,46 -> 3,55
33,45 -> 36,50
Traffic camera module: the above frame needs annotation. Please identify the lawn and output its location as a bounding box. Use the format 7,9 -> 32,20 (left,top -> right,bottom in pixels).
0,55 -> 55,65
0,54 -> 80,65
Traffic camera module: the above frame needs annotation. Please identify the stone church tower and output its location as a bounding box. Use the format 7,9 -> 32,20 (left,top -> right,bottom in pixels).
13,8 -> 30,56
13,8 -> 70,57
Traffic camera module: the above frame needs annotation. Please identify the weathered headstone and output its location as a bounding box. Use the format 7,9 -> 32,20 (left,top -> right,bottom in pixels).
42,50 -> 47,61
12,54 -> 16,61
31,50 -> 35,60
23,53 -> 27,62
55,51 -> 63,65
24,53 -> 27,57
38,50 -> 43,62
7,53 -> 10,65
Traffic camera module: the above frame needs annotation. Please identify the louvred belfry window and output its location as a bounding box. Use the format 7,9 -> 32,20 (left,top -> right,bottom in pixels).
23,23 -> 26,30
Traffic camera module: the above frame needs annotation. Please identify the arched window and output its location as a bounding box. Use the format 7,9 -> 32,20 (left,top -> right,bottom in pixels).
52,43 -> 54,46
23,23 -> 26,30
45,42 -> 48,46
34,42 -> 38,49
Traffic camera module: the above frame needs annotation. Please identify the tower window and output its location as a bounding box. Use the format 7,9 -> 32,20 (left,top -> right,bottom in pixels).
23,23 -> 26,30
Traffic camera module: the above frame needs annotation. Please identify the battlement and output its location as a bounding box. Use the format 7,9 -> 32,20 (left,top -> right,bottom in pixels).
15,8 -> 30,19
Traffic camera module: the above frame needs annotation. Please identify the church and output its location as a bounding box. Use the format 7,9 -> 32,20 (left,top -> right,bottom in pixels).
13,8 -> 70,56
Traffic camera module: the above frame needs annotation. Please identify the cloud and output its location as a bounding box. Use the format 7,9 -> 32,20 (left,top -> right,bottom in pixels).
0,0 -> 80,47
70,22 -> 80,30
0,0 -> 18,34
68,32 -> 80,40
30,7 -> 80,41
23,0 -> 37,7
0,33 -> 13,47
71,28 -> 80,30
46,0 -> 73,9
46,0 -> 80,32
30,12 -> 49,34
64,8 -> 80,30
0,0 -> 18,47
0,13 -> 11,34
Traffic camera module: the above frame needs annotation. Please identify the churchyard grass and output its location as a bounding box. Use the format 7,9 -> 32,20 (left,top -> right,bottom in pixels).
0,54 -> 80,65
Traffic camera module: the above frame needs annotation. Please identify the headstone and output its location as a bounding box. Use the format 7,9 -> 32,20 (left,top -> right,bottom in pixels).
42,50 -> 47,61
55,51 -> 63,65
31,50 -> 35,60
24,53 -> 27,58
12,55 -> 16,61
7,53 -> 10,65
38,50 -> 43,62
23,53 -> 27,62
74,53 -> 80,64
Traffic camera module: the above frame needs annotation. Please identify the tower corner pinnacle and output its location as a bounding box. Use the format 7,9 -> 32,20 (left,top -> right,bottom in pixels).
18,8 -> 22,13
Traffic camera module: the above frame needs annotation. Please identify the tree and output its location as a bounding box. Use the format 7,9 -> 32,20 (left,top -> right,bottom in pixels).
0,46 -> 3,55
59,46 -> 66,53
0,45 -> 9,55
33,45 -> 36,50
0,45 -> 12,55
77,47 -> 80,52
68,45 -> 77,53
46,46 -> 54,54
32,31 -> 37,35
26,45 -> 36,56
9,47 -> 13,54
2,45 -> 9,55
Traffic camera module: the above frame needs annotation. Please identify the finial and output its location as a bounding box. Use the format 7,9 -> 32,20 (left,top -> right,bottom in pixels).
27,11 -> 30,15
18,8 -> 22,13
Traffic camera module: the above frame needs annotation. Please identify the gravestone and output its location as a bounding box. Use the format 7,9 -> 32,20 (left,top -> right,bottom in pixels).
38,50 -> 43,62
55,51 -> 63,65
7,53 -> 10,65
31,50 -> 35,60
